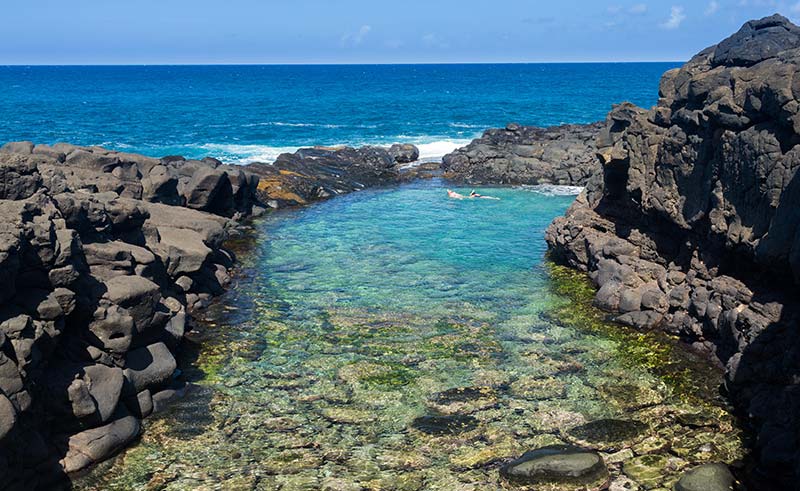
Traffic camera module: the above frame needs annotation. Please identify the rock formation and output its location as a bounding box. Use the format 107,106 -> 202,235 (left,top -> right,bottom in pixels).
0,142 -> 259,489
545,14 -> 800,488
442,122 -> 602,186
246,144 -> 419,208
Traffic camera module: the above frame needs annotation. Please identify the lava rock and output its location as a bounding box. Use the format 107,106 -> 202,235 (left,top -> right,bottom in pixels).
388,143 -> 420,164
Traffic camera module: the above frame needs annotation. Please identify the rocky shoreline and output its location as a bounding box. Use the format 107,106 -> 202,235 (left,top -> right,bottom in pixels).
442,122 -> 602,186
4,15 -> 800,490
0,140 -> 420,489
545,15 -> 800,489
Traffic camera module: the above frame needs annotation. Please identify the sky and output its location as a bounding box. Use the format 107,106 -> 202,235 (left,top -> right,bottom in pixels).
2,0 -> 800,64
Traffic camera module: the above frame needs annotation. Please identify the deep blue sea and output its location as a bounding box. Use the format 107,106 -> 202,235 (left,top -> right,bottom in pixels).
0,63 -> 677,164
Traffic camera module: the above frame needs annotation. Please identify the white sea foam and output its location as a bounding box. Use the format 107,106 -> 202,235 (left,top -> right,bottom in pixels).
518,184 -> 585,196
197,143 -> 301,164
414,140 -> 472,162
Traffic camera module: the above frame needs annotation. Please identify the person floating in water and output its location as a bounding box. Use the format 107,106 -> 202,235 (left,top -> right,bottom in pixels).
447,189 -> 499,200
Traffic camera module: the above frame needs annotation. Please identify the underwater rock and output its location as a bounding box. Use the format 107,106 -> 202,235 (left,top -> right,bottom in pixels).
510,377 -> 567,401
321,406 -> 377,425
411,414 -> 479,435
622,454 -> 673,488
567,419 -> 648,451
675,463 -> 736,491
428,386 -> 498,415
499,445 -> 609,488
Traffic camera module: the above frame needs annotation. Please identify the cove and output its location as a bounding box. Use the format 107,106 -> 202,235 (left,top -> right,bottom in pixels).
75,180 -> 746,490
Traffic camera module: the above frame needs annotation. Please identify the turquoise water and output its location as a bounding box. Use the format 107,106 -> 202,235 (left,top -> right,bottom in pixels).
0,63 -> 676,163
76,181 -> 745,490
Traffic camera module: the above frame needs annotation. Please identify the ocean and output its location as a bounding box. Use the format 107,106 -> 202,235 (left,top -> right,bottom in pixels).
0,63 -> 677,164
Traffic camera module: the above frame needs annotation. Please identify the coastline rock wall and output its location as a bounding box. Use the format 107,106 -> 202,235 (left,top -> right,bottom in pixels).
442,123 -> 603,186
546,15 -> 800,488
0,142 -> 259,489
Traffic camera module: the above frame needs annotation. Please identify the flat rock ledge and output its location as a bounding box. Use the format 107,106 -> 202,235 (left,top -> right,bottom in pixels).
545,14 -> 800,489
0,141 -> 261,490
442,122 -> 603,186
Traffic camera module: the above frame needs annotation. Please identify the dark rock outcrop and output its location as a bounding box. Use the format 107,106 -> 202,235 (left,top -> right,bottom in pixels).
442,122 -> 603,186
246,145 -> 402,208
545,14 -> 800,488
388,143 -> 420,164
0,143 -> 260,489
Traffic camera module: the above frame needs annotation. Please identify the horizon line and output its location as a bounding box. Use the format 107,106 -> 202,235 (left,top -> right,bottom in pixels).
0,60 -> 685,67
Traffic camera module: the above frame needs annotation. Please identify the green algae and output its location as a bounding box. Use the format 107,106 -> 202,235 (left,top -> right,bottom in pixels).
544,262 -> 722,402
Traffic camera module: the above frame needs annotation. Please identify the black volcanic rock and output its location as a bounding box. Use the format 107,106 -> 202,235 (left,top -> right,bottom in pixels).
442,123 -> 602,186
546,14 -> 800,487
246,145 -> 401,208
0,143 -> 260,489
388,143 -> 420,164
713,14 -> 800,67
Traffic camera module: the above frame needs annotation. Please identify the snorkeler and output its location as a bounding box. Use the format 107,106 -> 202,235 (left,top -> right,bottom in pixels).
447,189 -> 466,199
447,189 -> 500,200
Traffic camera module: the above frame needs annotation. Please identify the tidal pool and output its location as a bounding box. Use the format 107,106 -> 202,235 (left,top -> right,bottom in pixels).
76,180 -> 747,490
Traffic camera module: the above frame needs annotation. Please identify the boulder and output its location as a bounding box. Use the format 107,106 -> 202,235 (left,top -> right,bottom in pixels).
499,445 -> 609,487
182,167 -> 234,215
102,275 -> 161,333
123,342 -> 177,393
58,408 -> 141,473
675,463 -> 737,491
388,143 -> 419,164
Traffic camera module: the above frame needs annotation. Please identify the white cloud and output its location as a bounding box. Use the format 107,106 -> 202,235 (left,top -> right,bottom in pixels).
792,1 -> 800,12
661,6 -> 686,29
607,5 -> 623,14
340,25 -> 372,46
705,0 -> 720,14
629,3 -> 648,14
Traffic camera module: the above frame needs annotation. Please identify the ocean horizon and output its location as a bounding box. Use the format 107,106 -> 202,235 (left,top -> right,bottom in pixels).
0,62 -> 677,164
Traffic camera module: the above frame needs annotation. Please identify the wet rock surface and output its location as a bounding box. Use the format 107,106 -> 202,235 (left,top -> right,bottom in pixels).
499,445 -> 609,488
0,142 -> 260,489
675,463 -> 737,491
442,122 -> 603,186
546,14 -> 800,488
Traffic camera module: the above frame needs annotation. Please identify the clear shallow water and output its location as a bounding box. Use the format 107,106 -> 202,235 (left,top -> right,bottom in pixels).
76,181 -> 745,490
0,63 -> 677,163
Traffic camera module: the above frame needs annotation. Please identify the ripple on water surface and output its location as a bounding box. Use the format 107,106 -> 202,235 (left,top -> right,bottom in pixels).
75,180 -> 746,490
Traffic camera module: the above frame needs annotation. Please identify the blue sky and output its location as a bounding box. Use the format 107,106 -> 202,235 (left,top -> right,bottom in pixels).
2,0 -> 800,64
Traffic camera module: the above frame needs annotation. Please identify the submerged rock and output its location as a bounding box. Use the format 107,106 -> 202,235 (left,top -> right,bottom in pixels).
567,419 -> 648,450
499,445 -> 609,488
410,414 -> 478,435
427,386 -> 498,415
675,463 -> 736,491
